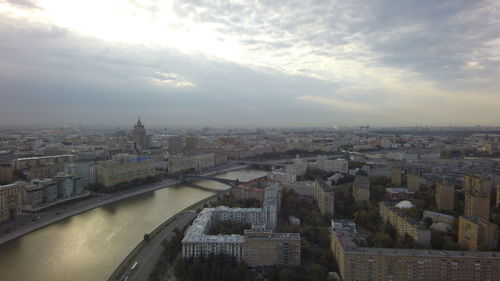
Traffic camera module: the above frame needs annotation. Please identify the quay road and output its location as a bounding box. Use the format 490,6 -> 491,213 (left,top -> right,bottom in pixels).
0,164 -> 247,246
108,191 -> 229,281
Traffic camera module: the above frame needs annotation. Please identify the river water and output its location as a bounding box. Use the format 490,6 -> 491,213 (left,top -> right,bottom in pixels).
0,169 -> 266,281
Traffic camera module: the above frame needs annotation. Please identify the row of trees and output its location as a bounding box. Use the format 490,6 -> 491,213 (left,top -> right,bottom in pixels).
147,227 -> 186,281
174,254 -> 253,281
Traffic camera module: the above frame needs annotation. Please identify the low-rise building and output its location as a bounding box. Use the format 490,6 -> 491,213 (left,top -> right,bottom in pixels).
423,210 -> 455,225
458,216 -> 498,251
385,187 -> 415,202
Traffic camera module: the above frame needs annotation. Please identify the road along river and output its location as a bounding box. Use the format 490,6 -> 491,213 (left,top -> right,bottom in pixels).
0,168 -> 267,281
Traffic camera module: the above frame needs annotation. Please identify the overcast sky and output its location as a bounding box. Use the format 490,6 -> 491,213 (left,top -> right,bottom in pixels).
0,0 -> 499,128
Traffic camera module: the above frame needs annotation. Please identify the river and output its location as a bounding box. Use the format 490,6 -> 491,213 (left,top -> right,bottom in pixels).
0,168 -> 267,281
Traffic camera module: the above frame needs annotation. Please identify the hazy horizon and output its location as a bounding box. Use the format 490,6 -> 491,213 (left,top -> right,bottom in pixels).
1,0 -> 499,127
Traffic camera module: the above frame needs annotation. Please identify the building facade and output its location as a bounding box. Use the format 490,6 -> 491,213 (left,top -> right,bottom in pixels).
391,167 -> 402,186
458,216 -> 498,251
353,175 -> 370,205
331,223 -> 500,281
407,172 -> 420,192
0,183 -> 22,222
96,154 -> 156,188
436,182 -> 454,212
314,179 -> 335,216
167,153 -> 215,174
379,202 -> 431,246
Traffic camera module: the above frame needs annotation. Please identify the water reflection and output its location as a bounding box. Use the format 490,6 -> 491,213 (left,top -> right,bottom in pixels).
0,169 -> 266,281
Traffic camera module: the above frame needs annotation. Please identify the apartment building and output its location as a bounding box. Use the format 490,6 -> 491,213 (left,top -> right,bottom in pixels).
331,222 -> 500,281
458,216 -> 498,251
379,202 -> 431,246
96,154 -> 156,188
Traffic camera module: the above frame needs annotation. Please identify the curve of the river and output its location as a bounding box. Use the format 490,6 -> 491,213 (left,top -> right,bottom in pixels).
0,169 -> 267,281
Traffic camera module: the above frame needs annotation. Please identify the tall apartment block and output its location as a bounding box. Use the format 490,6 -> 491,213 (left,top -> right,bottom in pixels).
391,167 -> 402,186
314,179 -> 335,216
353,175 -> 370,205
435,182 -> 454,212
458,216 -> 498,251
463,175 -> 491,221
406,171 -> 420,192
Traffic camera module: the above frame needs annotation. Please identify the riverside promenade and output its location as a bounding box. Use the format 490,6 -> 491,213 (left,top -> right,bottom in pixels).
0,164 -> 247,245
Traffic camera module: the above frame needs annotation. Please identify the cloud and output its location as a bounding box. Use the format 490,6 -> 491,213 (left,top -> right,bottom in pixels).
0,0 -> 499,127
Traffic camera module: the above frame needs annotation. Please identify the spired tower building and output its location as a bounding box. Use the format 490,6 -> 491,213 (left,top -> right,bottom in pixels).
132,117 -> 148,151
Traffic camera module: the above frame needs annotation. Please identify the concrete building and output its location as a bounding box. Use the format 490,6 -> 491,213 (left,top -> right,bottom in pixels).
314,179 -> 335,216
314,156 -> 348,173
232,185 -> 265,203
182,203 -> 300,267
435,182 -> 454,212
96,154 -> 156,188
331,222 -> 500,281
407,172 -> 420,192
168,136 -> 184,154
422,210 -> 455,225
167,153 -> 215,174
0,183 -> 22,223
14,155 -> 74,180
185,136 -> 199,152
267,170 -> 296,183
497,184 -> 500,207
379,202 -> 431,246
385,187 -> 415,202
464,192 -> 490,221
285,157 -> 308,177
0,165 -> 14,185
353,175 -> 370,205
131,117 -> 148,151
65,161 -> 97,189
391,167 -> 402,186
31,178 -> 59,203
458,216 -> 498,251
243,227 -> 301,267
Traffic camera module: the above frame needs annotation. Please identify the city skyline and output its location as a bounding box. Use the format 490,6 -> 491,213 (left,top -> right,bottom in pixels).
1,0 -> 499,127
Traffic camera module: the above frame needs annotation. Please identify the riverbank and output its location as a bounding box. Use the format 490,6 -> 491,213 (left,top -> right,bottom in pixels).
0,164 -> 248,245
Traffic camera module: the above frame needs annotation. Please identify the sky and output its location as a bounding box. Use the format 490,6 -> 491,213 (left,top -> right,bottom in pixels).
0,0 -> 499,128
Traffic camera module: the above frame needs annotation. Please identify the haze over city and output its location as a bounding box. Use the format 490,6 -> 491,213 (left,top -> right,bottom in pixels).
1,0 -> 499,127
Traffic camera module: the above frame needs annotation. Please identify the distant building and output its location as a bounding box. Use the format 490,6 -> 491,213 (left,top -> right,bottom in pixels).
391,167 -> 402,186
353,175 -> 370,205
167,153 -> 215,174
406,172 -> 420,192
458,216 -> 498,251
314,179 -> 335,216
435,182 -> 454,212
185,136 -> 199,152
96,154 -> 156,188
423,210 -> 455,225
168,136 -> 184,154
14,155 -> 74,180
331,222 -> 500,281
385,187 -> 415,202
497,184 -> 500,207
131,117 -> 148,151
314,156 -> 348,173
379,202 -> 431,246
233,185 -> 265,202
0,165 -> 14,185
0,183 -> 22,223
285,157 -> 308,177
463,175 -> 491,221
